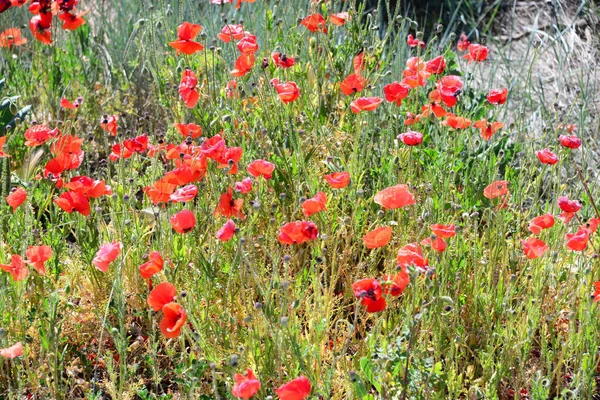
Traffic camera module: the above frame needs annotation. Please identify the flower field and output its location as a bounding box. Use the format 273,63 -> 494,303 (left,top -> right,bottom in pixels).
1,0 -> 600,398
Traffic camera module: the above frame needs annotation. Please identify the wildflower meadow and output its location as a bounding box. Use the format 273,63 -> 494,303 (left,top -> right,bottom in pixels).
0,0 -> 599,398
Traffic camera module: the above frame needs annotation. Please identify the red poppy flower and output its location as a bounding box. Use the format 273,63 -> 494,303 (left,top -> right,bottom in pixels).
200,135 -> 226,160
58,11 -> 88,30
275,376 -> 312,400
383,82 -> 411,106
558,196 -> 581,213
0,342 -> 22,359
0,254 -> 28,281
160,302 -> 187,338
54,191 -> 91,216
426,56 -> 446,74
421,237 -> 447,252
374,184 -> 416,210
473,120 -> 503,141
0,136 -> 9,158
108,143 -> 133,162
397,130 -> 423,146
464,44 -> 489,62
536,148 -> 559,165
231,53 -> 255,77
29,12 -> 52,44
350,97 -> 382,113
302,192 -> 327,217
487,88 -> 508,105
581,217 -> 600,234
24,124 -> 59,147
420,102 -> 447,118
353,52 -> 364,74
402,57 -> 430,88
6,187 -> 26,211
566,229 -> 589,251
558,135 -> 581,149
100,115 -> 119,136
121,134 -> 149,154
60,96 -> 83,109
216,219 -> 236,242
301,13 -> 327,33
139,251 -> 164,279
169,22 -> 204,54
435,75 -> 463,107
352,278 -> 386,312
235,177 -> 253,194
25,245 -> 52,275
170,210 -> 197,233
529,213 -> 555,234
147,282 -> 177,311
457,33 -> 469,51
170,185 -> 198,203
214,188 -> 245,220
382,268 -> 410,296
397,243 -> 428,271
522,237 -> 549,259
247,159 -> 275,179
340,73 -> 366,95
179,69 -> 200,108
362,226 -> 393,249
271,79 -> 300,103
237,34 -> 258,54
442,114 -> 471,129
430,223 -> 456,238
272,52 -> 295,68
406,34 -> 425,49
592,282 -> 600,302
232,368 -> 261,399
217,24 -> 245,42
324,172 -> 350,189
278,221 -> 319,245
0,28 -> 27,48
483,180 -> 509,199
329,12 -> 350,26
92,241 -> 122,272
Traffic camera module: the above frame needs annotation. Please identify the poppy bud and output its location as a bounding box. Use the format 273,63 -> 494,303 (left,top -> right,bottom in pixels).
279,193 -> 286,200
257,235 -> 264,243
444,305 -> 452,312
240,237 -> 246,245
254,302 -> 262,310
283,254 -> 291,262
281,281 -> 289,290
180,290 -> 187,298
280,316 -> 289,327
5,125 -> 11,132
0,328 -> 5,338
262,58 -> 269,69
411,20 -> 418,29
230,354 -> 238,367
436,24 -> 443,33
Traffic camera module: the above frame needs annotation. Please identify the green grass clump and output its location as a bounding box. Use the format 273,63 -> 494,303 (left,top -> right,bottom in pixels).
0,0 -> 599,399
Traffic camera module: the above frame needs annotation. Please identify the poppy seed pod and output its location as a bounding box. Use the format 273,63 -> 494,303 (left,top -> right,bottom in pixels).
230,354 -> 238,367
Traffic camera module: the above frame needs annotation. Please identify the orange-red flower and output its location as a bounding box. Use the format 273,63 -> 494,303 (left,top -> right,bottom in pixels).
402,57 -> 430,88
100,115 -> 118,136
24,124 -> 59,147
58,10 -> 88,30
0,342 -> 22,359
271,79 -> 300,103
214,188 -> 245,220
217,24 -> 244,42
374,184 -> 416,210
324,172 -> 350,189
397,243 -> 428,271
362,226 -> 393,249
435,75 -> 463,107
272,52 -> 295,68
170,185 -> 198,203
473,120 -> 503,141
139,251 -> 164,279
179,69 -> 200,108
442,114 -> 471,129
397,130 -> 423,146
302,192 -> 327,217
54,191 -> 90,215
536,148 -> 559,165
278,221 -> 319,245
147,282 -> 177,311
421,237 -> 447,252
522,237 -> 549,259
123,134 -> 149,154
160,302 -> 187,338
232,369 -> 261,399
247,159 -> 275,179
350,97 -> 382,113
566,229 -> 589,251
216,219 -> 236,242
231,53 -> 255,77
340,73 -> 366,95
558,196 -> 581,223
235,178 -> 253,194
329,12 -> 350,26
559,135 -> 581,149
92,241 -> 122,273
580,217 -> 600,235
487,88 -> 508,105
426,56 -> 446,74
6,187 -> 27,211
0,254 -> 28,281
382,268 -> 410,296
237,34 -> 258,54
169,22 -> 204,54
170,210 -> 197,233
529,213 -> 555,234
457,33 -> 469,51
464,44 -> 489,62
592,282 -> 600,302
0,28 -> 27,48
0,136 -> 8,158
29,12 -> 52,44
483,180 -> 509,199
301,14 -> 327,33
383,82 -> 410,106
352,278 -> 386,312
406,34 -> 425,49
430,223 -> 456,238
60,96 -> 83,109
25,245 -> 52,275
